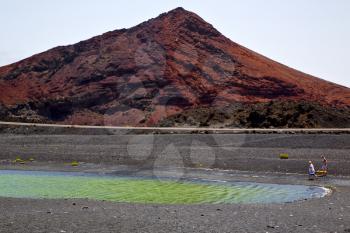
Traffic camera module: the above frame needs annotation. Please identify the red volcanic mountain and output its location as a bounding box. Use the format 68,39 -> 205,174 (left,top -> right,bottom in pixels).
0,7 -> 349,127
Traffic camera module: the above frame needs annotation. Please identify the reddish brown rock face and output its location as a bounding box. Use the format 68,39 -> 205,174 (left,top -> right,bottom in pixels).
0,7 -> 349,126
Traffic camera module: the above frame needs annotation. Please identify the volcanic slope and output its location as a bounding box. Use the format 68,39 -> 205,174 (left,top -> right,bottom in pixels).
0,7 -> 349,127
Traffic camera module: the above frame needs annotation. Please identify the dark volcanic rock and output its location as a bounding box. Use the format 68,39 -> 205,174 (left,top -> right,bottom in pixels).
158,101 -> 350,128
0,7 -> 350,127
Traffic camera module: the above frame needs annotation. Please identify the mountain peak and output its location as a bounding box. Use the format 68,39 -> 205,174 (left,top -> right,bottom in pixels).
155,7 -> 207,23
149,7 -> 221,39
160,7 -> 195,17
167,7 -> 187,13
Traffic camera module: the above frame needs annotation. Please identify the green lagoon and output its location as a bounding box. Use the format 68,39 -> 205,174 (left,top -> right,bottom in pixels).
0,170 -> 328,204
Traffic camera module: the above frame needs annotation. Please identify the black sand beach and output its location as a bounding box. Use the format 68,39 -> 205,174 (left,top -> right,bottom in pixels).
0,133 -> 349,175
0,130 -> 349,232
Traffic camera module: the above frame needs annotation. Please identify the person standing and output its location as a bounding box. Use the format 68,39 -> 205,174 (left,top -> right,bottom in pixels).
308,161 -> 316,180
321,155 -> 328,172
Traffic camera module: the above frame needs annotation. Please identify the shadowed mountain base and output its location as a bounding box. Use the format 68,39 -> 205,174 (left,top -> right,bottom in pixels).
158,101 -> 350,128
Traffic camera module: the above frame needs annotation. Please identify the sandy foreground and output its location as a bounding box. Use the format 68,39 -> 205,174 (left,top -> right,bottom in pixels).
0,133 -> 349,233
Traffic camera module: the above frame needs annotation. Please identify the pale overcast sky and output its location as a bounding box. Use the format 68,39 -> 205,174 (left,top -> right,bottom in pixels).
0,0 -> 349,87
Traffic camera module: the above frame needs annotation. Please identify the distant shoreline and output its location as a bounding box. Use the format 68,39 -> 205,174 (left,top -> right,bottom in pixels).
1,121 -> 350,135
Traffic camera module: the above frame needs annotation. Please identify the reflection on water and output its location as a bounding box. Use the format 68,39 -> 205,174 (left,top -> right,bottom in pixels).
0,170 -> 328,204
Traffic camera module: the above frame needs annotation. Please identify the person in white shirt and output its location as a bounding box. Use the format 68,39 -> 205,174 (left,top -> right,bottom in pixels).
308,161 -> 316,180
321,155 -> 328,172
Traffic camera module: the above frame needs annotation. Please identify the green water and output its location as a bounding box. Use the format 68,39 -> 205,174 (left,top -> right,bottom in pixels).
0,170 -> 327,204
